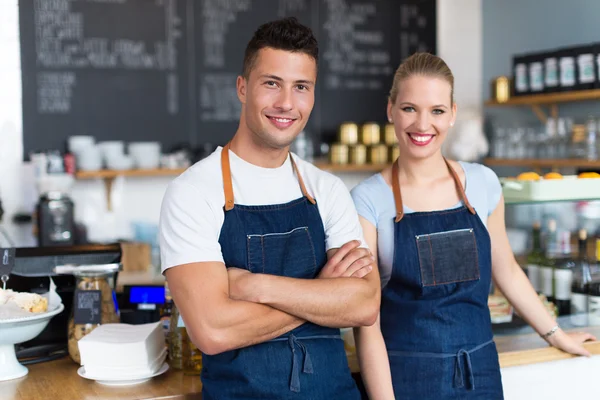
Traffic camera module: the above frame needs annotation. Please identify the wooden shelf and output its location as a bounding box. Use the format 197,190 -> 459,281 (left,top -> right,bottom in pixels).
75,168 -> 186,211
484,158 -> 600,169
313,161 -> 386,172
485,89 -> 600,106
75,168 -> 186,180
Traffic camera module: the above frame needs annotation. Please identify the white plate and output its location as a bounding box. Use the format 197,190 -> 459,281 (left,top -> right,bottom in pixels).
77,362 -> 169,386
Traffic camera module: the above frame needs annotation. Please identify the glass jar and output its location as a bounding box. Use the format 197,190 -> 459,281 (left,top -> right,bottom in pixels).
169,303 -> 202,374
67,267 -> 120,364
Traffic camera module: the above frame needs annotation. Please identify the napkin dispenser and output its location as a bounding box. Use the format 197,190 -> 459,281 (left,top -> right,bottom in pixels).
7,244 -> 121,358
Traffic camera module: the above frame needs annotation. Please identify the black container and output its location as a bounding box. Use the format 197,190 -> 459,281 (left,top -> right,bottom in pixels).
558,48 -> 577,92
543,50 -> 560,93
528,52 -> 545,94
574,44 -> 597,91
513,54 -> 531,96
36,192 -> 75,247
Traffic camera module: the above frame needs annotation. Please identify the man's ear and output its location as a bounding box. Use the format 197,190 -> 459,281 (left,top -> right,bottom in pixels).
237,75 -> 247,104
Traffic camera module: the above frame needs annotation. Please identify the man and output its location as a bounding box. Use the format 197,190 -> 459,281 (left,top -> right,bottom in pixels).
159,17 -> 380,399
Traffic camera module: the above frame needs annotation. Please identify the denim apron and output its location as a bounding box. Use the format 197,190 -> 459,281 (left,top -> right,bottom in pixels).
201,144 -> 360,400
381,159 -> 504,399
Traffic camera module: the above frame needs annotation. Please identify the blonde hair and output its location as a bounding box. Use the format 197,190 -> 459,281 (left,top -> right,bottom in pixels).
388,52 -> 454,104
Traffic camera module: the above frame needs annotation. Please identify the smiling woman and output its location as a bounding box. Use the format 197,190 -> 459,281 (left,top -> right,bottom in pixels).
350,52 -> 595,400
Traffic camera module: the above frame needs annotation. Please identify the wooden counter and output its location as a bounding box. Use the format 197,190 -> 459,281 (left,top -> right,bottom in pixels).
4,326 -> 600,400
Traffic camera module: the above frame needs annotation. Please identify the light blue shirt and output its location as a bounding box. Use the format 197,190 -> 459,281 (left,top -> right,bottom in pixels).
350,161 -> 502,289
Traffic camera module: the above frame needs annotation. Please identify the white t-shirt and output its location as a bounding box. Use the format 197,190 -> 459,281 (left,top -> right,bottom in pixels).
159,147 -> 366,272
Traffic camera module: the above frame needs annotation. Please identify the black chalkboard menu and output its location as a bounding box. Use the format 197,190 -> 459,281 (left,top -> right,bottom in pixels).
19,0 -> 436,158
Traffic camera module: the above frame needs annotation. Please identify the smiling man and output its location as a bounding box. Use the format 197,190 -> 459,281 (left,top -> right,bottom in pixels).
159,18 -> 380,399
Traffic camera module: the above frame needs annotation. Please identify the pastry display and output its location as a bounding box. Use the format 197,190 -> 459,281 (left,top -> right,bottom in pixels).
0,289 -> 48,313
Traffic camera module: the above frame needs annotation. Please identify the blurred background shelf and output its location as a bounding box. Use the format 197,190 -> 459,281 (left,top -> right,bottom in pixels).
312,161 -> 387,172
75,168 -> 186,180
485,89 -> 600,106
484,158 -> 600,169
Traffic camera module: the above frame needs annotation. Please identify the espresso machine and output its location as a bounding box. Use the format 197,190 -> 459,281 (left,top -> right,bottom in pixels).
36,192 -> 75,247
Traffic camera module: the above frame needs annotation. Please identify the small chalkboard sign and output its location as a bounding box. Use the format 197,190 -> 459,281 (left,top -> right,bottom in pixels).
73,289 -> 102,325
0,248 -> 16,289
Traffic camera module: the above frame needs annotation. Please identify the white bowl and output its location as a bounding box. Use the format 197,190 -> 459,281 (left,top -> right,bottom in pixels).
68,136 -> 95,154
0,304 -> 65,381
129,142 -> 161,169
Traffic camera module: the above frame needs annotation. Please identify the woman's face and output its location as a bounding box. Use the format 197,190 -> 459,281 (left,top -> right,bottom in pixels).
387,75 -> 456,161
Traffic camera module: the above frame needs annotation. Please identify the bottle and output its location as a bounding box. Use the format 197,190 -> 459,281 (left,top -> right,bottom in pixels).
168,302 -> 202,374
585,116 -> 598,161
540,219 -> 558,302
544,50 -> 560,93
526,222 -> 544,293
168,303 -> 184,369
588,280 -> 600,326
528,52 -> 544,93
575,44 -> 597,91
553,231 -> 574,316
559,49 -> 577,92
571,230 -> 592,325
160,281 -> 173,345
513,54 -> 530,96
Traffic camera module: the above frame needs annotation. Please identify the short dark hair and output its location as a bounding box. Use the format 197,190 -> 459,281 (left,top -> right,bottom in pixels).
242,17 -> 318,78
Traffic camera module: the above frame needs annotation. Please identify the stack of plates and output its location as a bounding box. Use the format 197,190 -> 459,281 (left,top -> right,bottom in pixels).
77,322 -> 168,385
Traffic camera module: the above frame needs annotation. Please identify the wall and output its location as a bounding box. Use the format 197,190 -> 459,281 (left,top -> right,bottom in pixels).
483,0 -> 600,124
482,0 -> 600,234
0,0 -> 482,246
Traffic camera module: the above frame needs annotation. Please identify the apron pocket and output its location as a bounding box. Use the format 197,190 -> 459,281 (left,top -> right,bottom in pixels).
416,228 -> 480,287
247,226 -> 317,278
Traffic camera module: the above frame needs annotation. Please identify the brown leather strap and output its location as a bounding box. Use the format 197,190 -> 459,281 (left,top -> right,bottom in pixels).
221,143 -> 316,210
221,142 -> 235,211
290,154 -> 316,205
391,157 -> 476,223
391,159 -> 404,222
444,158 -> 476,215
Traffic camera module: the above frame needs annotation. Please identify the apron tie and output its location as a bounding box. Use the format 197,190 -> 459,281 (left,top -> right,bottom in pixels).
268,334 -> 340,393
389,339 -> 493,392
454,349 -> 475,390
287,334 -> 314,392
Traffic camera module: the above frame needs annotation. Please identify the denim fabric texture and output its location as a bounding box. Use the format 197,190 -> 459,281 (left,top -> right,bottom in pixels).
381,206 -> 504,399
201,197 -> 360,400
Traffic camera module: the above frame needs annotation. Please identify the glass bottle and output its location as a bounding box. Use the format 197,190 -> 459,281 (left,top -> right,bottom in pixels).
585,116 -> 598,160
168,303 -> 184,369
526,222 -> 543,293
553,231 -> 575,316
540,219 -> 558,303
168,302 -> 203,374
67,268 -> 120,364
571,230 -> 592,326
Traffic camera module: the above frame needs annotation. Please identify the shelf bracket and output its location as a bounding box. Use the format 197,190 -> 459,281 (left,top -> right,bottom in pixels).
529,103 -> 559,124
530,104 -> 547,123
104,177 -> 115,212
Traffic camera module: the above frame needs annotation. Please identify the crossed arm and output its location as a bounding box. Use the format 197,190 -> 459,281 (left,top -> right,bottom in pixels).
165,241 -> 380,355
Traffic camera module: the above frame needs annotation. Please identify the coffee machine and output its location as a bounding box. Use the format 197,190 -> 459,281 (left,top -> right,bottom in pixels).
36,192 -> 75,247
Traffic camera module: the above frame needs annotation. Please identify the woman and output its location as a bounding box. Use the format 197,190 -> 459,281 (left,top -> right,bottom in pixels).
351,52 -> 596,399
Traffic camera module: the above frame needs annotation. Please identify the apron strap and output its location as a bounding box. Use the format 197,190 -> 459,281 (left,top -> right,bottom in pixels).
391,159 -> 404,223
220,142 -> 317,211
221,142 -> 235,211
289,154 -> 317,205
443,158 -> 476,215
391,157 -> 476,223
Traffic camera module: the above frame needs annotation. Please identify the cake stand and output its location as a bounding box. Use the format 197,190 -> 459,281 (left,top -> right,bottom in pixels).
0,304 -> 65,381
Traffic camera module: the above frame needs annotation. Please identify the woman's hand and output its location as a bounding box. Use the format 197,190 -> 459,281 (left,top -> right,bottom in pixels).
547,329 -> 597,357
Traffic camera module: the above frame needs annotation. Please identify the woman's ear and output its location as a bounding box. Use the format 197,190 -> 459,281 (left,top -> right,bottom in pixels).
387,100 -> 393,123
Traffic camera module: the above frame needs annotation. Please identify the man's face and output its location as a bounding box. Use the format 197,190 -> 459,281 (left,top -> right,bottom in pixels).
237,47 -> 317,150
